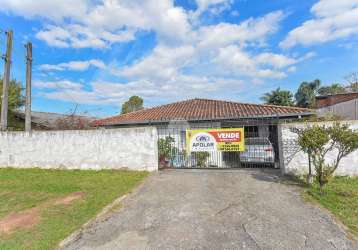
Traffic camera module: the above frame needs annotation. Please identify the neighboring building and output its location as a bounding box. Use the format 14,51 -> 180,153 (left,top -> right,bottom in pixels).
316,92 -> 358,120
13,111 -> 96,130
94,98 -> 314,168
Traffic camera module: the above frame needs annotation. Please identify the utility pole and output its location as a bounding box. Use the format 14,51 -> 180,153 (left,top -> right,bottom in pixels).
25,42 -> 32,132
0,30 -> 13,131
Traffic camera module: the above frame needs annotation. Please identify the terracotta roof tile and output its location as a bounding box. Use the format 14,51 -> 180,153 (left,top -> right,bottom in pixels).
93,98 -> 313,126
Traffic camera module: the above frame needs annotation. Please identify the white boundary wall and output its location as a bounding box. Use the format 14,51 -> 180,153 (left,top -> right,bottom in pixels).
0,127 -> 158,171
279,121 -> 358,176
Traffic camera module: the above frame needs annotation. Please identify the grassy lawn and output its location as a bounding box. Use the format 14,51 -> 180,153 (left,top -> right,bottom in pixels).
303,177 -> 358,237
0,168 -> 149,250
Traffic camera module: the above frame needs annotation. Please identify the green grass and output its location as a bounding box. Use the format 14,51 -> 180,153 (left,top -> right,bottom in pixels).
303,177 -> 358,237
0,168 -> 149,250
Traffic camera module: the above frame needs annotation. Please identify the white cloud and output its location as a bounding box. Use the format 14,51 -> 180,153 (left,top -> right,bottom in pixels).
212,45 -> 307,79
0,0 -> 87,21
280,0 -> 358,48
33,80 -> 83,90
39,60 -> 106,71
255,53 -> 297,69
194,0 -> 233,16
287,66 -> 297,73
311,0 -> 358,17
196,11 -> 284,50
0,0 -> 191,48
37,76 -> 243,105
117,45 -> 195,80
36,24 -> 136,49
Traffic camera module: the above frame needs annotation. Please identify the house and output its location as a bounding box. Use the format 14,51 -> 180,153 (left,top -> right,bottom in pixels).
13,111 -> 96,130
316,92 -> 358,120
94,98 -> 314,168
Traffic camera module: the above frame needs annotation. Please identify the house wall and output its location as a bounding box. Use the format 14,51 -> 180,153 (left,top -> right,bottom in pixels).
0,127 -> 158,171
279,121 -> 358,176
317,98 -> 358,120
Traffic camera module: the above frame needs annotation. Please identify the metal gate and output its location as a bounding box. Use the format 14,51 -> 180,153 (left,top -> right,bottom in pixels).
157,118 -> 281,169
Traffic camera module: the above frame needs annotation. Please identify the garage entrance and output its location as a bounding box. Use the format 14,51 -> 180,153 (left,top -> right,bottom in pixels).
157,118 -> 281,169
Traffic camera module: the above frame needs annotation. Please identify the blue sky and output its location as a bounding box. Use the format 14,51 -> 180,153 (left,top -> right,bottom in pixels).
0,0 -> 357,117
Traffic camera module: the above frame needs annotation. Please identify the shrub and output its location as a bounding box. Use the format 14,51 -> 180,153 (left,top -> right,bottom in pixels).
297,123 -> 358,193
195,152 -> 210,168
158,136 -> 178,167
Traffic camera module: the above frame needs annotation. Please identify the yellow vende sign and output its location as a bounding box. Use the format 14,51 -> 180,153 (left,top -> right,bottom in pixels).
186,128 -> 245,152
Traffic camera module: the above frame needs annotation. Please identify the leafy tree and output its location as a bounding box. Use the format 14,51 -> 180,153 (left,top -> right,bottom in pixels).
261,88 -> 294,106
318,83 -> 346,96
121,96 -> 143,114
0,78 -> 25,130
345,72 -> 358,92
0,78 -> 24,111
295,79 -> 321,108
297,123 -> 358,193
297,127 -> 324,184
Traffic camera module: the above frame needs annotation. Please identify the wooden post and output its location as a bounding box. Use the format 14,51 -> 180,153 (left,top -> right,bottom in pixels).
25,42 -> 32,132
0,30 -> 13,131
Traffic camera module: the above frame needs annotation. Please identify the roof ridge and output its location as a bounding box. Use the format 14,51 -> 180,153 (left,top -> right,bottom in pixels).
189,98 -> 312,111
96,98 -> 198,122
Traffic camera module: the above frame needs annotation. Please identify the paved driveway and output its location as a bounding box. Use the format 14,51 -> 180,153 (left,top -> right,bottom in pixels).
64,169 -> 357,250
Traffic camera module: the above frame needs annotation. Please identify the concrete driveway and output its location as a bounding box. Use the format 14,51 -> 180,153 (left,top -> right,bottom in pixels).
63,169 -> 357,250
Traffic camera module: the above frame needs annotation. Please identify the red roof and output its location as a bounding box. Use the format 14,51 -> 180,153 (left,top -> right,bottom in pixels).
94,98 -> 313,126
316,92 -> 358,108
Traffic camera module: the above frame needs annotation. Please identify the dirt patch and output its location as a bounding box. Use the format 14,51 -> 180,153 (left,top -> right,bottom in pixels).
54,192 -> 85,205
0,192 -> 85,235
0,207 -> 40,234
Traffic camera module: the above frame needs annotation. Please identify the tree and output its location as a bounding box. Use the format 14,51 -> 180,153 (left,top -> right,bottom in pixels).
295,79 -> 321,108
0,78 -> 25,129
297,123 -> 358,193
345,72 -> 358,92
121,96 -> 144,114
261,88 -> 294,106
297,127 -> 322,184
0,78 -> 24,111
318,83 -> 346,96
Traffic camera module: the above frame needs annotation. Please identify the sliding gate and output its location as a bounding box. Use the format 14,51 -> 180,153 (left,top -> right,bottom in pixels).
157,119 -> 280,169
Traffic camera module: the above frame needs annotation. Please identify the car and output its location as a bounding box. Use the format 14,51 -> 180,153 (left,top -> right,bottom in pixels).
240,137 -> 275,163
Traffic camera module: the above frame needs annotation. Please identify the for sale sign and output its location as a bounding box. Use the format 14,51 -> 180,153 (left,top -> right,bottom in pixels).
186,128 -> 245,152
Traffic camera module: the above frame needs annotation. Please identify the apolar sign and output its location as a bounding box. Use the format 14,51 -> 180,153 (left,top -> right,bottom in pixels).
186,128 -> 245,152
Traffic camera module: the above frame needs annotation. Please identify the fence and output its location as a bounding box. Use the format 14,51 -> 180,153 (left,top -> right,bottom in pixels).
157,118 -> 281,169
0,127 -> 158,171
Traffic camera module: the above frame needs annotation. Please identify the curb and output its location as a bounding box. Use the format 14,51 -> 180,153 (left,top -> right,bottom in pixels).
57,194 -> 128,249
57,173 -> 154,249
301,191 -> 358,245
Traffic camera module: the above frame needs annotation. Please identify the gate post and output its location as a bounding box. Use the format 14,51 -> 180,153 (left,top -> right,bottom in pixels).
277,123 -> 285,174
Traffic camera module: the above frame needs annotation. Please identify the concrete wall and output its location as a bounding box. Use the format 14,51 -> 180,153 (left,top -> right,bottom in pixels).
0,127 -> 158,171
279,121 -> 358,176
